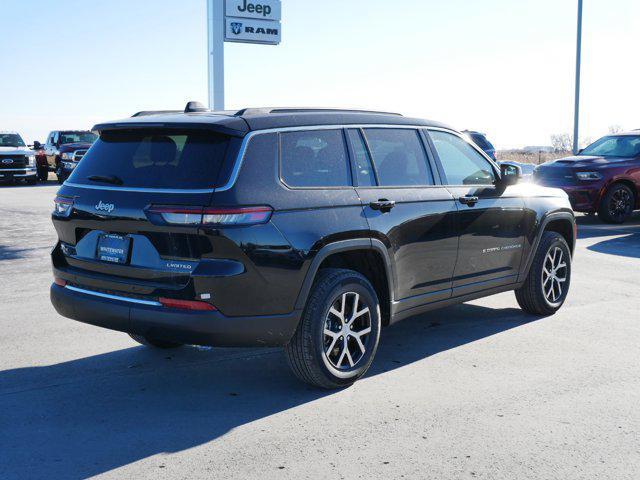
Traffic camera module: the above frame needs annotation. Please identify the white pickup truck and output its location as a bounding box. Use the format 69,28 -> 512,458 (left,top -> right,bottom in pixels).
0,131 -> 37,185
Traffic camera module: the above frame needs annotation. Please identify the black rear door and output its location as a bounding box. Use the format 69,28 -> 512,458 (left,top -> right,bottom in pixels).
427,129 -> 526,296
348,127 -> 458,318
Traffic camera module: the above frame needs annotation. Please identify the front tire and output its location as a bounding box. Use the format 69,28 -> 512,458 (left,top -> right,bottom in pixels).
515,231 -> 571,316
598,183 -> 635,224
128,333 -> 182,349
285,268 -> 381,389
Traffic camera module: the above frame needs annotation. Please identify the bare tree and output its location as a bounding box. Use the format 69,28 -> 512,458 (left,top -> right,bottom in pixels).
550,133 -> 573,152
551,133 -> 593,153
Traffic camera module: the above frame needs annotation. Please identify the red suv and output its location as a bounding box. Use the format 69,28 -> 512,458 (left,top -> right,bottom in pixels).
533,131 -> 640,223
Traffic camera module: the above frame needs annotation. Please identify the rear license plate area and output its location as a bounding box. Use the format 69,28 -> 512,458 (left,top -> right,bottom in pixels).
96,233 -> 131,264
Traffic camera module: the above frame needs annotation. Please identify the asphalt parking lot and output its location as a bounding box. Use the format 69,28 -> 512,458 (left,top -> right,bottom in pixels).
1,180 -> 639,480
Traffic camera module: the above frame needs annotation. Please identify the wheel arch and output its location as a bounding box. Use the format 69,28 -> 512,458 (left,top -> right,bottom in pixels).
294,239 -> 396,326
518,211 -> 576,283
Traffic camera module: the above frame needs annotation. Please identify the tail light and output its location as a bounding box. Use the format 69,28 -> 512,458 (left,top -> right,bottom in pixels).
148,206 -> 203,225
147,205 -> 272,226
159,297 -> 217,311
53,196 -> 74,217
202,206 -> 272,225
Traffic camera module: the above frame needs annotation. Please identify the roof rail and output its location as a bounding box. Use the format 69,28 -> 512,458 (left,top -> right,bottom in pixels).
235,107 -> 403,117
131,110 -> 181,117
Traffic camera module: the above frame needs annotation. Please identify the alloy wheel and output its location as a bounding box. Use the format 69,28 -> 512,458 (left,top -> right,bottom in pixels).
541,246 -> 568,306
608,188 -> 632,222
323,292 -> 372,370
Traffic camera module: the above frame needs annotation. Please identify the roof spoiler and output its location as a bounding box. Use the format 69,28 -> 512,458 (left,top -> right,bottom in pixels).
132,101 -> 210,117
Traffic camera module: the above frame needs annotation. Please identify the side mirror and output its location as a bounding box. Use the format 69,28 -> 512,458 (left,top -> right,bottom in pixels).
499,162 -> 522,186
33,141 -> 42,149
577,148 -> 584,154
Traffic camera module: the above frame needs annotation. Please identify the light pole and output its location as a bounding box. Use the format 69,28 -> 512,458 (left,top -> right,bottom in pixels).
572,0 -> 583,154
207,0 -> 225,110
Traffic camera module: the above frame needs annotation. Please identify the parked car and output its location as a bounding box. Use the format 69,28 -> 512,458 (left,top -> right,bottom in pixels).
50,104 -> 576,388
533,131 -> 640,223
0,131 -> 37,185
43,130 -> 97,183
462,130 -> 496,160
499,161 -> 536,181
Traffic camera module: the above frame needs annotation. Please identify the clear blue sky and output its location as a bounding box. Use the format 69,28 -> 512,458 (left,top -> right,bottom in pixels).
1,0 -> 638,148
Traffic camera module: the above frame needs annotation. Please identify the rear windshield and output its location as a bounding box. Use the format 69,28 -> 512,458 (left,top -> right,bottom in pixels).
69,129 -> 230,189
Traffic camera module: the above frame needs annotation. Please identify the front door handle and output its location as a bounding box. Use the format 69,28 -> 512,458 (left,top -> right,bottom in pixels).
458,195 -> 479,206
370,199 -> 396,212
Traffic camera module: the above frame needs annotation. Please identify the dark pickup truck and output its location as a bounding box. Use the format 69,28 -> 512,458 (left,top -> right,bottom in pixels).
43,130 -> 97,183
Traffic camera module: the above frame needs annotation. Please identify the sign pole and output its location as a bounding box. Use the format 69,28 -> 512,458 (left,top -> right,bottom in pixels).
572,0 -> 583,154
207,0 -> 225,110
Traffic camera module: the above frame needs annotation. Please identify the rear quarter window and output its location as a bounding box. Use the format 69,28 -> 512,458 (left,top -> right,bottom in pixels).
280,130 -> 351,187
68,129 -> 231,189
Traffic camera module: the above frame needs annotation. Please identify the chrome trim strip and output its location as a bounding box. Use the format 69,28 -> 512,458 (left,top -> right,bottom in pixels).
0,168 -> 34,172
65,285 -> 162,306
215,123 -> 441,192
63,182 -> 215,194
65,123 -> 455,194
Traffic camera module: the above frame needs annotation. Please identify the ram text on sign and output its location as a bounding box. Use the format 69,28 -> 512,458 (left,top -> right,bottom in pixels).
224,17 -> 281,45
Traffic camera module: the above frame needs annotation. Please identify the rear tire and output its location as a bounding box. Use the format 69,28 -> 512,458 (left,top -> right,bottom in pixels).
598,183 -> 635,224
285,268 -> 381,389
515,231 -> 571,316
128,333 -> 182,349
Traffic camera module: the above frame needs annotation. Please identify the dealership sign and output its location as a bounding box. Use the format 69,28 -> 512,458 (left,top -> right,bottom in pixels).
224,0 -> 281,45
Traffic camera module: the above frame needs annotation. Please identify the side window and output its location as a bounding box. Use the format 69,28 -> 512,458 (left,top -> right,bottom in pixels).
52,132 -> 59,145
430,130 -> 496,185
280,130 -> 351,187
362,128 -> 433,186
346,129 -> 375,187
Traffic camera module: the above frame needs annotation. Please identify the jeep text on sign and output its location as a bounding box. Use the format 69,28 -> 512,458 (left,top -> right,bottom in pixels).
225,0 -> 281,21
224,18 -> 281,45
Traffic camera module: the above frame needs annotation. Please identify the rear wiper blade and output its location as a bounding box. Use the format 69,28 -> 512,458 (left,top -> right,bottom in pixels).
87,174 -> 123,185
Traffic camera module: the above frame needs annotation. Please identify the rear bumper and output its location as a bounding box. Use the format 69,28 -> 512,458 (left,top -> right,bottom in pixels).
50,283 -> 300,347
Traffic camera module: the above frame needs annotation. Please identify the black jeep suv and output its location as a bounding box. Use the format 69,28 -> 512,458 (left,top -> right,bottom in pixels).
50,105 -> 576,388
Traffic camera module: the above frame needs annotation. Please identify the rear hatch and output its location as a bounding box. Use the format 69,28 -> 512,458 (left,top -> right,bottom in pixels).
52,127 -> 241,296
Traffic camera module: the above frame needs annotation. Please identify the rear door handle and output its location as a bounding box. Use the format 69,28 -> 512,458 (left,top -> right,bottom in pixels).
369,199 -> 396,212
458,195 -> 479,206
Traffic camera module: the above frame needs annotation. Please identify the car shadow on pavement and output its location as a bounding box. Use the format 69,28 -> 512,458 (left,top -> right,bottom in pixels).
586,233 -> 640,259
0,303 -> 540,479
0,244 -> 48,261
576,213 -> 640,240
